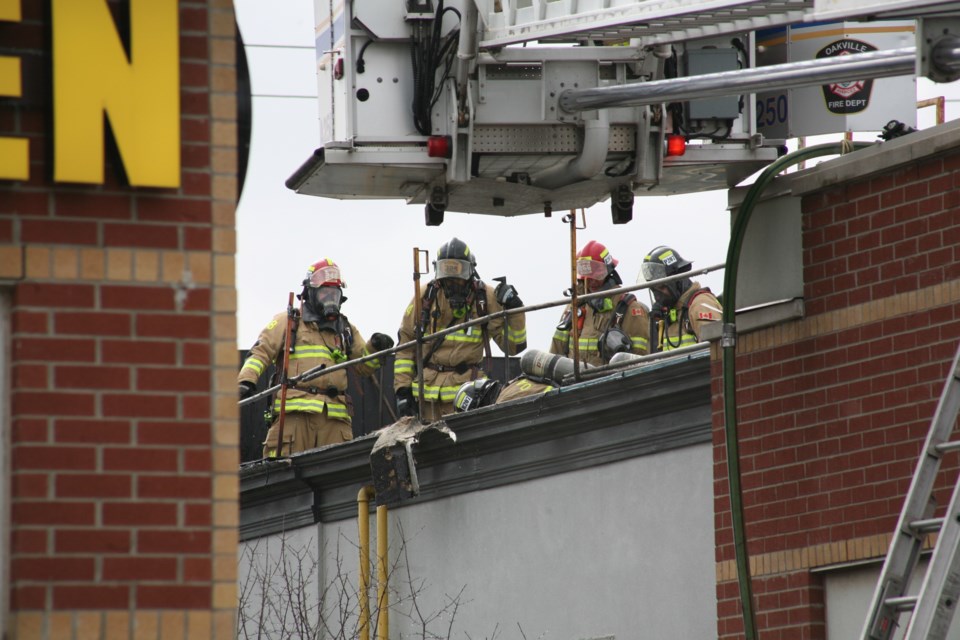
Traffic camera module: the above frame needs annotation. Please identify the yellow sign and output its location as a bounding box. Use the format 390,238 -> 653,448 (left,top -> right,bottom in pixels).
0,0 -> 181,186
0,0 -> 28,180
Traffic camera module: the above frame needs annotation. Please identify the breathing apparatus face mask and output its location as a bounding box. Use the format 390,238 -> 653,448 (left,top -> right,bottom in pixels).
650,278 -> 690,313
307,285 -> 344,319
440,278 -> 472,317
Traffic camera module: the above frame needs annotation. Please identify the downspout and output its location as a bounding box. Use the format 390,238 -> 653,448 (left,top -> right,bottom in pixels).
721,141 -> 872,640
358,486 -> 375,640
357,487 -> 390,640
376,504 -> 389,640
532,109 -> 610,190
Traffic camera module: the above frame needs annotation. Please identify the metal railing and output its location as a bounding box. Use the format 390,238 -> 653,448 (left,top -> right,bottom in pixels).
238,261 -> 726,408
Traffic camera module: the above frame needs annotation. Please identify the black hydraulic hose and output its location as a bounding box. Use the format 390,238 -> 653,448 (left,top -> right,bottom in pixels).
721,140 -> 872,640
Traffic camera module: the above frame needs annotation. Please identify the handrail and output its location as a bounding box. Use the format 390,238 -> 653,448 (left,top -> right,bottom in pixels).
238,262 -> 726,407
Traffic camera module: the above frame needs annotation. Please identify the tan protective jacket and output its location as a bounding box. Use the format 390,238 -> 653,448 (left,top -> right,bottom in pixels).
394,281 -> 527,404
550,294 -> 650,367
654,282 -> 722,351
238,311 -> 382,423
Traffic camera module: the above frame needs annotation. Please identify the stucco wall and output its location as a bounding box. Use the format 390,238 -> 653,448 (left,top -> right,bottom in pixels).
240,441 -> 716,639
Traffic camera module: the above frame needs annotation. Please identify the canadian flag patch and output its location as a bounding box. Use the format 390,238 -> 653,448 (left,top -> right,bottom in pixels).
631,308 -> 645,316
698,312 -> 714,320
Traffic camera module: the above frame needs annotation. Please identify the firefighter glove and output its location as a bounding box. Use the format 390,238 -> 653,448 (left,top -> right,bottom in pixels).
495,282 -> 523,309
238,380 -> 257,400
395,386 -> 418,417
370,332 -> 395,352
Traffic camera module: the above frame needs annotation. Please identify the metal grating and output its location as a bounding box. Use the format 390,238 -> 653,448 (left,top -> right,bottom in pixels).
472,124 -> 637,153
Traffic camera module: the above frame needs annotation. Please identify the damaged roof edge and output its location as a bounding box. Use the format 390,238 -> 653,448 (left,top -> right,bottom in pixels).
240,352 -> 713,540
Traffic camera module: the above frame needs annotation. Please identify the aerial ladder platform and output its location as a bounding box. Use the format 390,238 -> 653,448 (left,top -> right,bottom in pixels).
287,0 -> 960,224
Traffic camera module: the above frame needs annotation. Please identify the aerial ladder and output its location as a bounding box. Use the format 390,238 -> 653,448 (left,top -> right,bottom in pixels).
287,0 -> 960,225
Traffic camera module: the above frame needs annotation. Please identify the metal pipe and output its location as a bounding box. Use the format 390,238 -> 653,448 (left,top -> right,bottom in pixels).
532,109 -> 610,188
455,1 -> 478,125
567,212 -> 581,381
376,504 -> 389,640
357,486 -> 375,640
559,47 -> 917,113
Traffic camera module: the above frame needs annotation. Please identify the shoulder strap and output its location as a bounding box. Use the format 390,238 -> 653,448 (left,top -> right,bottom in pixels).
474,280 -> 492,373
338,316 -> 354,355
683,287 -> 712,312
613,293 -> 636,329
420,281 -> 440,334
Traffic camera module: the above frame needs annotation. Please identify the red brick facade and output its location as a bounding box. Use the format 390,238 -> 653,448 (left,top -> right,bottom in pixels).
1,1 -> 238,638
714,146 -> 960,638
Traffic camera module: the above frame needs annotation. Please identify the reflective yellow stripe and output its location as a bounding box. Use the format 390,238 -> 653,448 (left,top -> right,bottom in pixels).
411,381 -> 462,402
553,329 -> 569,342
632,336 -> 649,350
290,345 -> 335,360
241,357 -> 265,376
273,396 -> 350,418
507,327 -> 526,343
577,337 -> 599,352
362,346 -> 381,369
395,359 -> 415,374
444,332 -> 482,344
662,334 -> 698,351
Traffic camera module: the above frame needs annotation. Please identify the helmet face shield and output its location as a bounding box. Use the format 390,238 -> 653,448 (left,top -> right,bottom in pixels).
576,257 -> 609,283
640,262 -> 667,283
435,258 -> 473,281
307,264 -> 342,288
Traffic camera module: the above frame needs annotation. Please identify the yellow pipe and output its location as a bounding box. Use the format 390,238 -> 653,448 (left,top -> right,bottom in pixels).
376,504 -> 389,640
357,486 -> 375,640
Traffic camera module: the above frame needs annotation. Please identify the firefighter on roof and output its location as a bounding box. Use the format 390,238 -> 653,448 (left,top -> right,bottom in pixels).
394,237 -> 527,421
550,240 -> 650,366
238,258 -> 395,457
640,245 -> 722,351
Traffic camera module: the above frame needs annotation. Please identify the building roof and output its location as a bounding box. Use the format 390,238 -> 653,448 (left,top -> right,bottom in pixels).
240,350 -> 714,540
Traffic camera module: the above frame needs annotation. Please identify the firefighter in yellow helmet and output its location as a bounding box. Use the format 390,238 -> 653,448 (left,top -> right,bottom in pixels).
238,258 -> 395,457
640,245 -> 722,351
550,240 -> 650,366
394,237 -> 527,421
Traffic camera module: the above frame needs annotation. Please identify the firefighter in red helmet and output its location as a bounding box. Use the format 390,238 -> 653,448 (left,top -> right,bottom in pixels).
550,240 -> 650,366
238,258 -> 395,457
393,237 -> 527,421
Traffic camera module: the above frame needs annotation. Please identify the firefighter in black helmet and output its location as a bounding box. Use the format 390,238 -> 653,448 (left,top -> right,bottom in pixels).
394,237 -> 527,421
640,246 -> 722,351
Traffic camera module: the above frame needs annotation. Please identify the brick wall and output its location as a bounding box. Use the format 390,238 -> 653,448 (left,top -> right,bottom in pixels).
1,2 -> 239,638
713,148 -> 960,639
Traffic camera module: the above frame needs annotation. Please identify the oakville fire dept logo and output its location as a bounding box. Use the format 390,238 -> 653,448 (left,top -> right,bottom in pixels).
817,39 -> 877,115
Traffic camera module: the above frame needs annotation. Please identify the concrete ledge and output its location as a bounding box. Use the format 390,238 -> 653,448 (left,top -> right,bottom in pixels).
700,298 -> 805,342
791,119 -> 960,195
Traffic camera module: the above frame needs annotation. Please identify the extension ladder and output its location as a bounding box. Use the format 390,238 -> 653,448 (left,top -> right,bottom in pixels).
861,341 -> 960,639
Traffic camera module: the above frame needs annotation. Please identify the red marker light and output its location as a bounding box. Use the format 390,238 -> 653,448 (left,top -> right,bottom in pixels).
666,134 -> 686,157
334,57 -> 344,80
427,135 -> 452,158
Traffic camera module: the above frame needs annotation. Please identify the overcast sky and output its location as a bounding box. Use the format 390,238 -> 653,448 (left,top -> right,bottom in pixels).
232,1 -> 954,352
